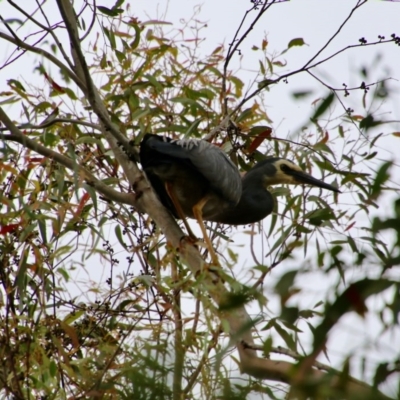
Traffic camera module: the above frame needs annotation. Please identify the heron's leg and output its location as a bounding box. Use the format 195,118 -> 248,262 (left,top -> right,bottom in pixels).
165,182 -> 197,240
192,197 -> 219,265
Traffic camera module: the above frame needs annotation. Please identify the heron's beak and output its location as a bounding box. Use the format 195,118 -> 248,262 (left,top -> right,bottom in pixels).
290,170 -> 341,193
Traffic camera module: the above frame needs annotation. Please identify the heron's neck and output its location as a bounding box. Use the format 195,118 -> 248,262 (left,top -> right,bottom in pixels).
212,176 -> 274,225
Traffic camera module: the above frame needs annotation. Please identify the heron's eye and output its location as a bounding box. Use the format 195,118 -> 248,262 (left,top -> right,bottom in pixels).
280,164 -> 291,174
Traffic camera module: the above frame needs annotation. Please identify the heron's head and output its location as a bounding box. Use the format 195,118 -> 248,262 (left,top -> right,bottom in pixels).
250,158 -> 340,193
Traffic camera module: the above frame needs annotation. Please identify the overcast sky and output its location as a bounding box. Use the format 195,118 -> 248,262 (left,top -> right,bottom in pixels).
134,2 -> 400,396
1,1 -> 400,397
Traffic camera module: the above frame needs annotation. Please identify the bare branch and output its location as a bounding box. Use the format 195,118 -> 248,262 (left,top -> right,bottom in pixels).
7,0 -> 76,71
171,261 -> 184,399
79,0 -> 97,42
307,38 -> 396,72
230,37 -> 396,117
0,31 -> 82,88
302,0 -> 367,69
55,0 -> 132,152
223,3 -> 262,114
0,118 -> 102,132
222,0 -> 282,116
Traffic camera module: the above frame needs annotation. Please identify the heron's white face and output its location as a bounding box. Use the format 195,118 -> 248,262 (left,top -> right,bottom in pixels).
263,159 -> 305,185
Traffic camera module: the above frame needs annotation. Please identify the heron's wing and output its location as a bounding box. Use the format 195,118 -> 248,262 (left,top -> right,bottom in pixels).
146,136 -> 242,205
139,134 -> 179,217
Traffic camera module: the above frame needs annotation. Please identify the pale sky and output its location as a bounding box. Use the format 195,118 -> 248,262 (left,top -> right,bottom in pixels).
1,1 -> 400,397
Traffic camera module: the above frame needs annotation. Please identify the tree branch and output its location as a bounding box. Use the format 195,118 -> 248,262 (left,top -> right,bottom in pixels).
171,260 -> 184,400
6,0 -> 76,71
0,31 -> 83,89
0,118 -> 101,132
302,0 -> 367,69
222,1 -> 278,116
0,4 -> 392,397
0,108 -> 135,207
55,0 -> 132,152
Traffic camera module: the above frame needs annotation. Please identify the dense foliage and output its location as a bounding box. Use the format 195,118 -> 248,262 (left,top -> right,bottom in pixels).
0,1 -> 399,399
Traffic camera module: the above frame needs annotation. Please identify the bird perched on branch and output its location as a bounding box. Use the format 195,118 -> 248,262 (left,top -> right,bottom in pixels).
139,133 -> 340,261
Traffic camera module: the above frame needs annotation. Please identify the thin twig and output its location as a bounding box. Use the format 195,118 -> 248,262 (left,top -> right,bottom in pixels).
0,31 -> 82,87
79,0 -> 97,42
56,0 -> 132,151
302,0 -> 367,69
231,37 -> 395,117
7,0 -> 75,71
222,0 -> 281,116
0,108 -> 135,206
0,118 -> 102,132
171,260 -> 184,400
183,327 -> 221,395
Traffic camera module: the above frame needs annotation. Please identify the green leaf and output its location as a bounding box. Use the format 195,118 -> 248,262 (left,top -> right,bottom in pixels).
7,79 -> 26,91
259,60 -> 266,75
38,217 -> 47,245
311,92 -> 335,120
373,363 -> 392,388
262,336 -> 273,356
19,222 -> 37,243
116,299 -> 136,311
115,49 -> 126,62
115,224 -> 128,250
257,79 -> 274,90
313,278 -> 395,351
125,92 -> 138,109
185,118 -> 202,136
131,107 -> 150,121
371,161 -> 392,199
170,97 -> 206,111
97,6 -> 123,17
0,96 -> 19,106
115,0 -> 125,8
83,184 -> 98,217
229,76 -> 244,98
144,74 -> 163,92
103,26 -> 117,49
130,23 -> 141,50
63,310 -> 84,324
63,87 -> 78,100
100,53 -> 107,69
49,361 -> 57,378
360,114 -> 384,131
274,321 -> 296,351
3,18 -> 23,25
275,270 -> 297,297
281,306 -> 300,324
288,38 -> 306,48
305,208 -> 335,226
75,136 -> 103,145
142,20 -> 173,26
292,90 -> 313,99
236,108 -> 253,123
57,268 -> 70,282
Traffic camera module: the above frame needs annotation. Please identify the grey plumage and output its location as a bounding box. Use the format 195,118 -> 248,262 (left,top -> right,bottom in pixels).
140,134 -> 242,221
140,134 -> 340,226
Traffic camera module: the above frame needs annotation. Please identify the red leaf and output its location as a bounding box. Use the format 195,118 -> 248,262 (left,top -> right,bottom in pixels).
247,128 -> 272,153
0,224 -> 20,234
74,192 -> 90,218
43,71 -> 65,93
344,221 -> 356,232
25,157 -> 45,164
345,285 -> 368,316
315,131 -> 329,145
